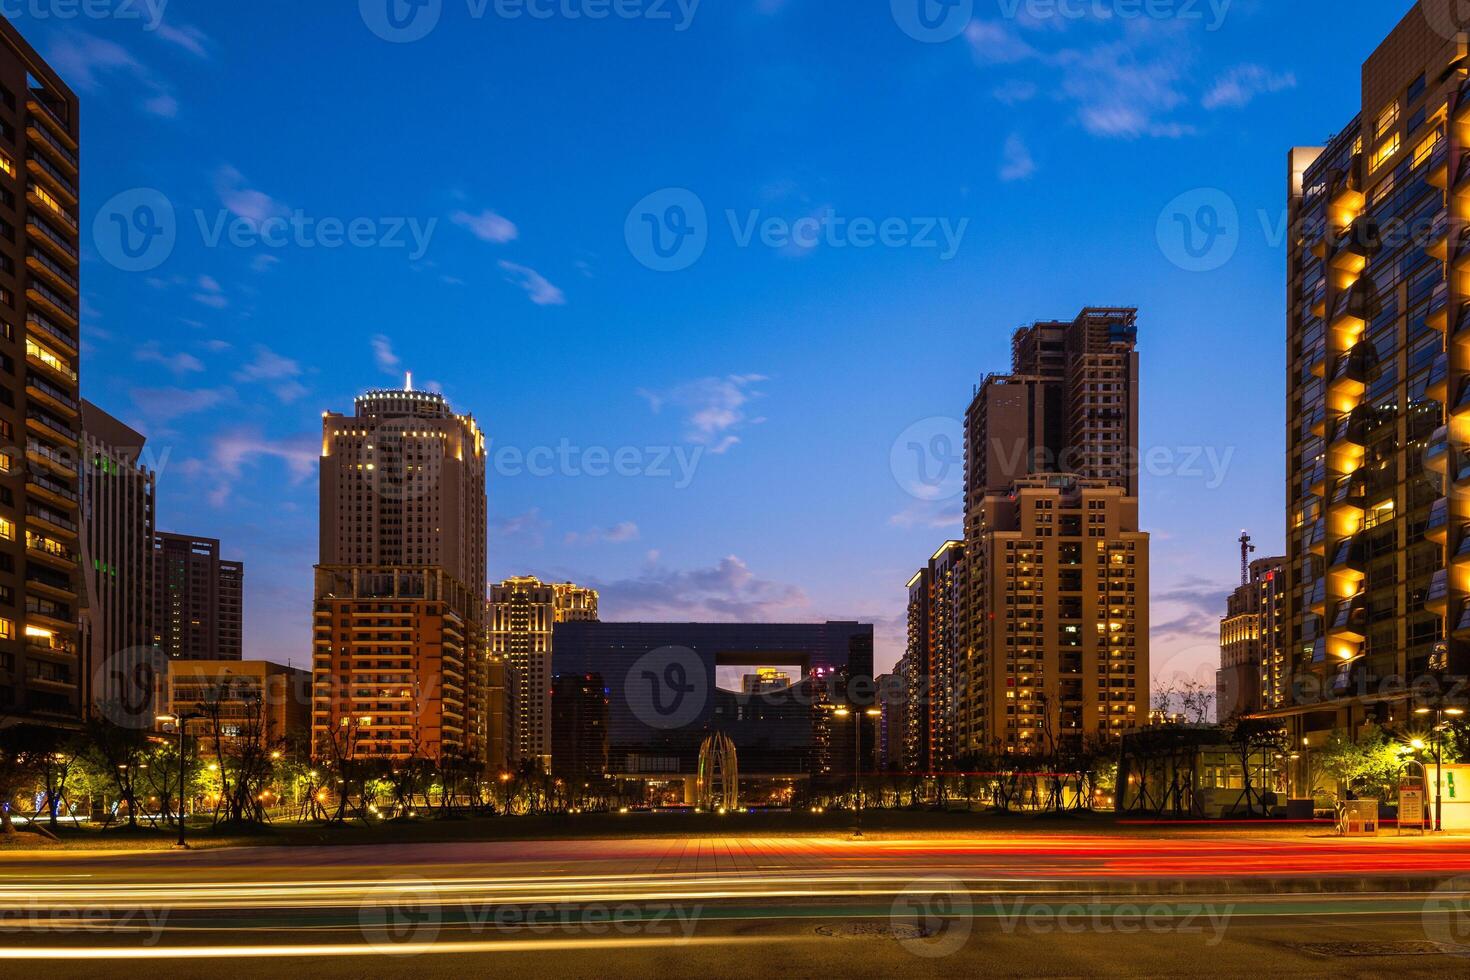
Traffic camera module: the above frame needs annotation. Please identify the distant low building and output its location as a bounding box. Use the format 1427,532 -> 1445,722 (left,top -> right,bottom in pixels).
160,659 -> 309,751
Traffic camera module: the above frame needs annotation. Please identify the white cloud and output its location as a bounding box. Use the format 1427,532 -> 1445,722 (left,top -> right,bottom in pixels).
129,386 -> 232,423
451,209 -> 518,244
155,24 -> 211,58
999,134 -> 1036,181
47,33 -> 179,118
637,374 -> 767,454
142,93 -> 178,118
587,555 -> 808,622
498,261 -> 565,306
565,522 -> 640,547
964,20 -> 1038,64
135,341 -> 204,376
889,500 -> 964,530
233,345 -> 302,383
1202,64 -> 1297,110
214,165 -> 290,227
491,508 -> 549,547
205,429 -> 318,506
967,19 -> 1196,141
371,335 -> 401,375
192,274 -> 228,309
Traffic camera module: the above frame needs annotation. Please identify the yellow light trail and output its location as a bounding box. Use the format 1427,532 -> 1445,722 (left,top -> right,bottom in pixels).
0,935 -> 800,960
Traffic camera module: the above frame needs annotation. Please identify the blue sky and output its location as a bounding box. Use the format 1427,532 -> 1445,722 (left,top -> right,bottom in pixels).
21,0 -> 1415,683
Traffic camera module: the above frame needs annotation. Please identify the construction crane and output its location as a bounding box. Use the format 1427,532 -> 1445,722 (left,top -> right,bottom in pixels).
1239,530 -> 1255,586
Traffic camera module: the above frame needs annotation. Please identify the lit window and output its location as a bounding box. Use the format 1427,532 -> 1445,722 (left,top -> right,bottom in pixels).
1376,101 -> 1399,139
1412,132 -> 1440,169
1371,134 -> 1400,172
0,518 -> 12,541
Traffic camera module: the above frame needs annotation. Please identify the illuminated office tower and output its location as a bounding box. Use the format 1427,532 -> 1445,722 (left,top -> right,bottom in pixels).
1217,555 -> 1286,720
489,576 -> 598,772
313,383 -> 487,762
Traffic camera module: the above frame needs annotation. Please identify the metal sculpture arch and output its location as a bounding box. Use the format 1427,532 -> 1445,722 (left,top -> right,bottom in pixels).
697,732 -> 739,811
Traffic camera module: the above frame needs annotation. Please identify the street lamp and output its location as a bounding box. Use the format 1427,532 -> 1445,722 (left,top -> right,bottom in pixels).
831,705 -> 883,838
1413,703 -> 1465,832
155,712 -> 202,848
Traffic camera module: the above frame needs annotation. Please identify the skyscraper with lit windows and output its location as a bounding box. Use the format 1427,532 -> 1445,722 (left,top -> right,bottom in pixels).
312,382 -> 488,763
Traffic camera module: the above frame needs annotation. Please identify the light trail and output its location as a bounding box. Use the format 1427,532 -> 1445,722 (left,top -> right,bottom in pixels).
0,935 -> 799,960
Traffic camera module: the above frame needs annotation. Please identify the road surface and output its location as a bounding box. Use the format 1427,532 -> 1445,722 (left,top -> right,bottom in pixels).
2,833 -> 1469,976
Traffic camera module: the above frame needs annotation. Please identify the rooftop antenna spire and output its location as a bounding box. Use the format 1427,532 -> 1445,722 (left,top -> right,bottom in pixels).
1239,530 -> 1255,586
405,371 -> 413,392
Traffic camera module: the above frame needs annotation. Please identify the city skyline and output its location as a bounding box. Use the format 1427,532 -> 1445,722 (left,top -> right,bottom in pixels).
50,2 -> 1412,687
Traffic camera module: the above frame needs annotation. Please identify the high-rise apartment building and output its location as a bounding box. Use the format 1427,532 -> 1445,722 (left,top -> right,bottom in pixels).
958,308 -> 1147,755
965,308 -> 1140,503
152,533 -> 242,662
1218,555 -> 1287,720
489,576 -> 599,771
313,383 -> 487,763
1282,6 -> 1470,757
80,401 -> 156,712
903,540 -> 963,772
963,476 -> 1149,752
0,21 -> 82,727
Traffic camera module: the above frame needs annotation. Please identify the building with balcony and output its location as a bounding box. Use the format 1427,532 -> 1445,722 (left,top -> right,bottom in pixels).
80,401 -> 156,714
1280,6 -> 1470,766
489,576 -> 599,772
312,382 -> 487,763
0,20 -> 82,729
903,540 -> 963,772
962,476 -> 1149,753
152,533 -> 242,662
1217,555 -> 1287,720
958,309 -> 1148,755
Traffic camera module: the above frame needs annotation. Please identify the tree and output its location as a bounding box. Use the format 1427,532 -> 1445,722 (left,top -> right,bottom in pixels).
1224,717 -> 1287,817
81,713 -> 154,829
0,725 -> 63,836
1315,726 -> 1408,801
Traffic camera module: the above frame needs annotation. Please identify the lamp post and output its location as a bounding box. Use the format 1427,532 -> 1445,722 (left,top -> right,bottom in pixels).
1414,702 -> 1466,832
833,705 -> 883,838
155,712 -> 201,848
